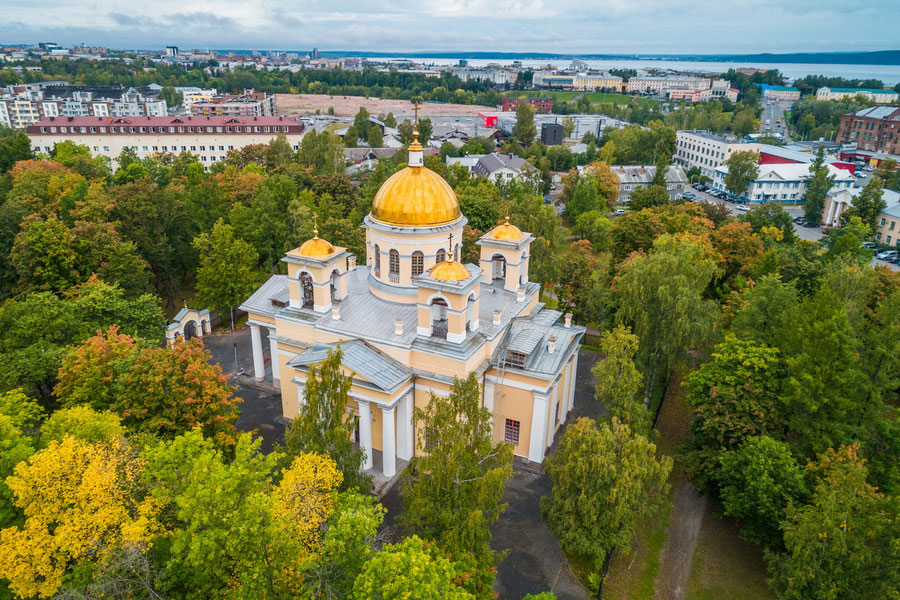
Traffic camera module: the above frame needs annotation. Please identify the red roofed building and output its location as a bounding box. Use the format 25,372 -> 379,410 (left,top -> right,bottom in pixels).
26,115 -> 305,167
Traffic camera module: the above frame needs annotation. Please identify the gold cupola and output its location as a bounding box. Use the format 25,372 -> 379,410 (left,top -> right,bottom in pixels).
490,216 -> 523,241
370,128 -> 461,227
297,215 -> 336,257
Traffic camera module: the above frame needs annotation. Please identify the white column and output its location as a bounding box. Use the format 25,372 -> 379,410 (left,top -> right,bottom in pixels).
358,399 -> 373,471
250,323 -> 265,381
268,328 -> 279,382
382,405 -> 396,478
559,363 -> 570,424
546,386 -> 557,449
568,352 -> 579,412
528,391 -> 549,463
396,393 -> 414,461
483,379 -> 496,436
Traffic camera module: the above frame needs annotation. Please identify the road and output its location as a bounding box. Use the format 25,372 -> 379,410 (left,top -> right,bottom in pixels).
760,98 -> 794,138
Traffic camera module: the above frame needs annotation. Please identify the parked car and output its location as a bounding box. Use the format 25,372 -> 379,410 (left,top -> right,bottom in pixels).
793,216 -> 805,224
889,254 -> 900,264
613,209 -> 625,215
875,250 -> 898,260
736,204 -> 750,212
862,241 -> 877,249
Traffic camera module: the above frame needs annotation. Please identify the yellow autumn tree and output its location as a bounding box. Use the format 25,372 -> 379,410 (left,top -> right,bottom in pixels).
0,436 -> 161,598
276,451 -> 342,549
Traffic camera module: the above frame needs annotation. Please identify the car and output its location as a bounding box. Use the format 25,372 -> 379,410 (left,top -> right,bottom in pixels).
735,204 -> 750,212
875,250 -> 898,261
862,241 -> 877,249
613,209 -> 625,215
793,216 -> 805,224
888,254 -> 900,264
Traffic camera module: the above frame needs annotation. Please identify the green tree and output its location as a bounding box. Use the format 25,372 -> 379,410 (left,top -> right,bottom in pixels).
768,445 -> 899,600
9,214 -> 80,294
730,275 -> 800,350
0,129 -> 34,173
367,124 -> 384,148
0,410 -> 36,528
344,125 -> 360,148
193,219 -> 260,330
718,435 -> 807,548
615,235 -> 719,401
566,174 -> 601,219
542,417 -> 672,571
629,185 -> 670,210
40,405 -> 126,447
417,117 -> 433,143
738,203 -> 797,244
353,106 -> 371,140
350,536 -> 474,600
651,153 -> 670,187
455,178 -> 502,231
802,148 -> 836,223
513,101 -> 537,145
840,176 -> 886,231
383,112 -> 397,128
723,150 -> 760,199
401,373 -> 512,584
592,325 -> 650,435
278,347 -> 371,492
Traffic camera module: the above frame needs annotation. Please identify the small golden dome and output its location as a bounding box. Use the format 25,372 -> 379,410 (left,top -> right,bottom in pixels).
490,216 -> 523,241
371,166 -> 461,227
429,259 -> 470,282
297,216 -> 336,257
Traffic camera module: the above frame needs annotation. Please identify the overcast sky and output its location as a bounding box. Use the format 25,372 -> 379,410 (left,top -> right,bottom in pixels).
2,0 -> 898,54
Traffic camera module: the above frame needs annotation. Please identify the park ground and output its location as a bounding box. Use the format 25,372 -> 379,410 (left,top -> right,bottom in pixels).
203,326 -> 773,600
276,93 -> 494,117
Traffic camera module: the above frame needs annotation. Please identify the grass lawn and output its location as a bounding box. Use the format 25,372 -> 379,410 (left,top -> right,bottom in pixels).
584,92 -> 657,108
503,90 -> 581,102
687,502 -> 774,600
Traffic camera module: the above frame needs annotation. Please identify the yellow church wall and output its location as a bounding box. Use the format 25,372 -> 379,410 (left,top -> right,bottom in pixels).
247,311 -> 276,326
491,383 -> 535,458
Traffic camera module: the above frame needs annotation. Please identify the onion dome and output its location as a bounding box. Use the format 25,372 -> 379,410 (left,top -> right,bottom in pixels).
370,129 -> 461,227
490,216 -> 523,241
297,215 -> 335,257
429,258 -> 470,282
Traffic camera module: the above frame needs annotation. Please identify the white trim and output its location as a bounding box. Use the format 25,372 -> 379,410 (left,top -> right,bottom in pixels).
358,399 -> 373,470
414,384 -> 451,397
528,391 -> 549,463
484,374 -> 550,394
382,404 -> 397,478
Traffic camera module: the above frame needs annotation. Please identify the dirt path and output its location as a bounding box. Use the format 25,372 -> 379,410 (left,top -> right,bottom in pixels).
653,483 -> 708,600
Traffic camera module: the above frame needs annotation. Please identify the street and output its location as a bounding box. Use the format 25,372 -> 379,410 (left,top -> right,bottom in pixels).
760,98 -> 794,138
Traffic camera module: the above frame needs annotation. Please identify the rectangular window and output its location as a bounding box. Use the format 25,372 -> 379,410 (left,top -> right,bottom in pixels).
504,419 -> 520,445
887,236 -> 892,245
881,218 -> 887,226
425,427 -> 438,450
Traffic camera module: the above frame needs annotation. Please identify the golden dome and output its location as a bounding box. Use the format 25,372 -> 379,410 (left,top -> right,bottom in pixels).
429,258 -> 470,282
371,166 -> 461,227
490,216 -> 523,241
297,216 -> 336,257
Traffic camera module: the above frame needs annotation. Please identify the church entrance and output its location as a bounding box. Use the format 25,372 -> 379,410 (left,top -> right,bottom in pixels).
183,320 -> 197,341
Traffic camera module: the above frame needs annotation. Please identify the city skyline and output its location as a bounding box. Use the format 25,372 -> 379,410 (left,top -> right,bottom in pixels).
2,0 -> 899,54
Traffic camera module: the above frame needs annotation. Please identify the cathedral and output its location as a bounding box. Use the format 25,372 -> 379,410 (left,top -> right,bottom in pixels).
240,130 -> 584,478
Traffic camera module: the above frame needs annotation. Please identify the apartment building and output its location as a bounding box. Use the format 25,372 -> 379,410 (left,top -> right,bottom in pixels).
835,106 -> 900,154
190,91 -> 277,117
531,72 -> 576,89
761,85 -> 801,101
674,130 -> 759,178
452,69 -> 515,86
501,97 -> 553,113
610,164 -> 688,202
0,84 -> 167,128
626,76 -> 709,94
816,87 -> 899,103
573,74 -> 624,92
25,115 -> 305,168
823,187 -> 900,230
711,162 -> 855,203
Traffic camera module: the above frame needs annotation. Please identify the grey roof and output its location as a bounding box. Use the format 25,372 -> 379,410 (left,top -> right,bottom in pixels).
288,339 -> 412,393
853,106 -> 900,120
473,152 -> 534,178
499,309 -> 585,377
239,274 -> 289,317
611,164 -> 687,185
508,327 -> 545,354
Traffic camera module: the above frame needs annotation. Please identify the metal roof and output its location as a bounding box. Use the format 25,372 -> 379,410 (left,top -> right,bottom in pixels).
239,275 -> 289,317
507,327 -> 544,355
288,339 -> 412,393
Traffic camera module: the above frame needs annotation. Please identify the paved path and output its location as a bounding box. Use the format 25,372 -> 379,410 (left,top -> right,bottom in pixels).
653,483 -> 708,600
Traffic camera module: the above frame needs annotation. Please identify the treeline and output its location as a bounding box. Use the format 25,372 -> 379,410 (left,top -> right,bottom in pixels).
788,95 -> 879,140
0,58 -> 504,106
792,74 -> 897,95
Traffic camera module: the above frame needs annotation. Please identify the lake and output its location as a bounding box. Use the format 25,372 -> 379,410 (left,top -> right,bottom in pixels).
369,57 -> 900,86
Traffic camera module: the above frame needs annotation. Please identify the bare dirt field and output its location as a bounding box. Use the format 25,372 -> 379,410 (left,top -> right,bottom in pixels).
276,94 -> 495,117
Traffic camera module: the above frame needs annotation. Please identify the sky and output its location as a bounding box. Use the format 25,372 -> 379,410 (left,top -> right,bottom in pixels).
1,0 -> 898,54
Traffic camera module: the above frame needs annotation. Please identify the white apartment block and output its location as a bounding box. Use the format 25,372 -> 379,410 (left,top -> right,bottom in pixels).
626,76 -> 710,94
815,87 -> 899,103
573,74 -> 624,92
711,162 -> 855,203
26,115 -> 306,169
452,69 -> 515,86
0,86 -> 167,129
675,130 -> 759,178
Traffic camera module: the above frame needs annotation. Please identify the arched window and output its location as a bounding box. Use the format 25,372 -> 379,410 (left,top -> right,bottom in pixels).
491,254 -> 506,280
389,249 -> 400,274
411,251 -> 424,276
436,248 -> 446,263
454,244 -> 461,261
300,273 -> 314,308
373,244 -> 381,275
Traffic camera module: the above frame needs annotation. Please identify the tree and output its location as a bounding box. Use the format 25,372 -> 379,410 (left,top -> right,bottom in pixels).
40,405 -> 126,447
383,112 -> 397,127
542,418 -> 672,571
10,214 -> 80,294
353,106 -> 371,141
730,275 -> 800,350
513,101 -> 537,145
592,326 -> 650,435
0,436 -> 161,599
723,150 -> 759,199
417,117 -> 433,143
566,174 -> 601,219
768,445 -> 899,600
0,412 -> 35,528
350,536 -> 474,600
562,116 -> 576,139
193,219 -> 260,330
401,373 -> 512,585
455,178 -> 502,231
717,435 -> 807,548
54,325 -> 135,410
344,124 -> 359,148
840,176 -> 886,231
556,240 -> 606,325
802,148 -> 836,223
615,235 -> 719,401
629,185 -> 669,210
367,125 -> 384,148
278,347 -> 371,491
651,152 -> 670,187
739,203 -> 797,243
0,129 -> 34,173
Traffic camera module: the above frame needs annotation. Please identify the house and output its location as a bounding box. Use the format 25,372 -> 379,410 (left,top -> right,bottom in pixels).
473,153 -> 537,182
446,155 -> 483,174
608,165 -> 688,202
823,186 -> 900,230
816,88 -> 899,103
